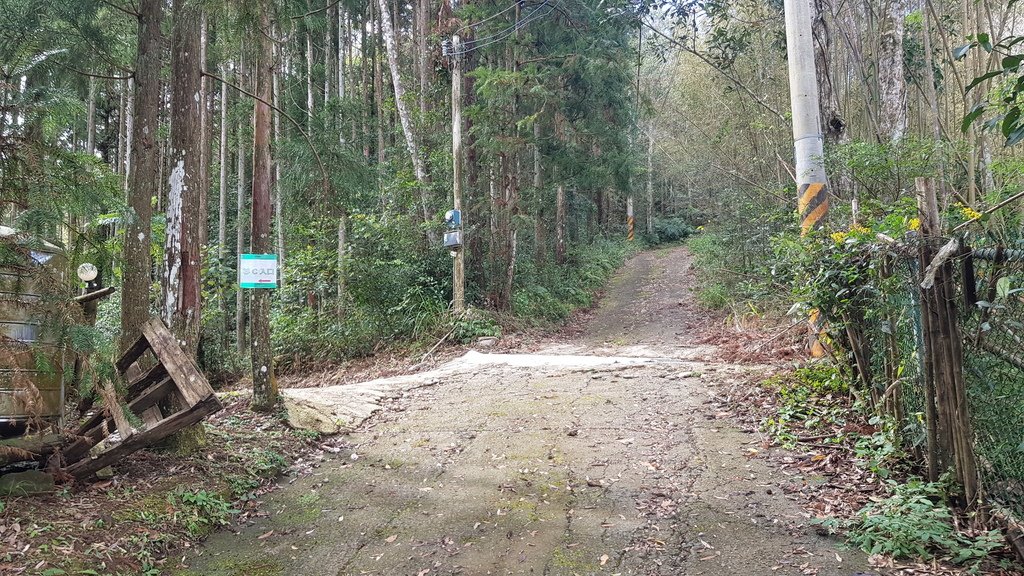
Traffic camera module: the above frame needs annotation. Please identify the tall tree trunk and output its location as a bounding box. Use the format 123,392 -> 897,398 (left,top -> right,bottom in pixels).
251,7 -> 278,411
339,8 -> 346,100
272,41 -> 285,283
646,124 -> 654,235
878,0 -> 907,143
218,69 -> 230,353
306,9 -> 315,125
218,70 -> 229,261
336,213 -> 347,319
417,0 -> 429,122
117,83 -> 127,176
533,121 -> 544,267
164,0 -> 204,353
555,183 -> 566,265
235,51 -> 248,355
86,76 -> 96,155
377,0 -> 435,243
120,0 -> 163,352
360,15 -> 370,159
325,1 -> 335,107
373,0 -> 385,166
198,14 -> 210,249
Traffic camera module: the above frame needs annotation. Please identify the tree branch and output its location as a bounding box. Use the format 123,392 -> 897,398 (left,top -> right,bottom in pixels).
62,66 -> 134,81
201,70 -> 329,193
97,0 -> 139,17
953,189 -> 1024,232
641,19 -> 787,123
292,0 -> 343,20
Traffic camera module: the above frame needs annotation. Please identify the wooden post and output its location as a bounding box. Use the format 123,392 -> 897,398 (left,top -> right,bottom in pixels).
915,177 -> 979,504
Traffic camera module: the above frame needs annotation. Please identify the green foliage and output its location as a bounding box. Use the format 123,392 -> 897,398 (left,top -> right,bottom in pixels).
687,195 -> 794,311
826,139 -> 955,201
760,364 -> 850,448
648,217 -> 695,244
853,416 -> 904,479
453,312 -> 501,344
170,489 -> 238,537
818,478 -> 1003,568
959,24 -> 1024,145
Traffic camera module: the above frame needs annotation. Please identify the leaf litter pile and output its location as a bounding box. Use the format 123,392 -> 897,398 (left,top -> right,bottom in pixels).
707,365 -> 1023,576
0,394 -> 349,575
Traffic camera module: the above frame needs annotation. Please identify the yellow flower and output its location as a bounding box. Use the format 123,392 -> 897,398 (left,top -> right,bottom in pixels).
961,206 -> 982,221
850,223 -> 871,235
830,231 -> 848,244
908,218 -> 920,231
955,202 -> 982,221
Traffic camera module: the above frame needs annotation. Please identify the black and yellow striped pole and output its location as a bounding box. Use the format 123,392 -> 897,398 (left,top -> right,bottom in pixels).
798,182 -> 828,235
785,0 -> 829,356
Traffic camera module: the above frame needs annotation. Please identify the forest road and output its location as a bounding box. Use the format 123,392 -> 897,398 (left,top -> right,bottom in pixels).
176,245 -> 875,576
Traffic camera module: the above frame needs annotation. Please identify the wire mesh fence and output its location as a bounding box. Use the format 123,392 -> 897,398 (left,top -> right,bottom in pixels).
861,239 -> 1024,516
962,244 -> 1024,515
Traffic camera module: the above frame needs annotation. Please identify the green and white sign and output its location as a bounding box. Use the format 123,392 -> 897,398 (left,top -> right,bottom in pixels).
239,254 -> 278,288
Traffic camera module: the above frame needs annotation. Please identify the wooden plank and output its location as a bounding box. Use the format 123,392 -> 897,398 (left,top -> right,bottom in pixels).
115,332 -> 151,373
127,377 -> 175,414
141,319 -> 212,406
75,364 -> 169,437
126,362 -> 169,395
125,362 -> 142,382
0,434 -> 66,467
67,395 -> 222,479
141,406 -> 162,428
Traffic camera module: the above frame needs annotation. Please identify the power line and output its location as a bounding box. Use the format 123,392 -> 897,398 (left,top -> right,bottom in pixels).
452,0 -> 520,34
445,0 -> 557,56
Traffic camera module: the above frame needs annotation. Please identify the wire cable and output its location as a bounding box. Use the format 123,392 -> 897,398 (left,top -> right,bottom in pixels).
453,0 -> 520,34
453,0 -> 556,55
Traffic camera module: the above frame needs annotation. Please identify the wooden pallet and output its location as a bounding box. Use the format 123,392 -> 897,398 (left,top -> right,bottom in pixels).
64,319 -> 222,479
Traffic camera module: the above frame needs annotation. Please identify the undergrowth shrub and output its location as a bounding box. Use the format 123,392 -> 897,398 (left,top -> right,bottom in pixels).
649,217 -> 694,244
760,363 -> 851,448
686,194 -> 795,312
453,311 -> 501,343
817,478 -> 1002,570
512,238 -> 637,324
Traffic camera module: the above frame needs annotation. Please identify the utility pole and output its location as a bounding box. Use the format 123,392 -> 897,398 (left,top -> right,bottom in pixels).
784,0 -> 829,358
783,0 -> 828,234
451,0 -> 465,313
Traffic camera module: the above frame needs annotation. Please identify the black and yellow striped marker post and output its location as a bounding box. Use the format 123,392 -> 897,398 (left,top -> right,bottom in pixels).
798,182 -> 828,235
798,181 -> 829,357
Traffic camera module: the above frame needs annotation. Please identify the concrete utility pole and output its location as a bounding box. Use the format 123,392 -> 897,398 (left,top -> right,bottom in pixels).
451,0 -> 466,313
783,0 -> 828,234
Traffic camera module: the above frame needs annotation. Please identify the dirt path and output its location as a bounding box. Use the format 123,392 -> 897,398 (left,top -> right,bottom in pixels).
176,246 -> 874,576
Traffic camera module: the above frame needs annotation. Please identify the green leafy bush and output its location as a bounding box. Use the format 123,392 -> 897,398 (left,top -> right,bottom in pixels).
650,217 -> 694,244
818,478 -> 1002,568
171,489 -> 238,537
453,311 -> 501,344
760,364 -> 850,448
